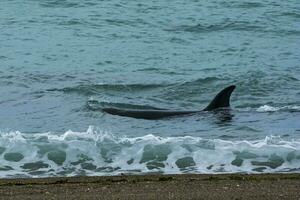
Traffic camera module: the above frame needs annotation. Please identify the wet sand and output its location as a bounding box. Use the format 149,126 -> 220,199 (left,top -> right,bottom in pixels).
0,174 -> 299,200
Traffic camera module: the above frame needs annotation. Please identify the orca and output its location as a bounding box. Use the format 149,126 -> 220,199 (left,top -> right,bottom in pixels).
102,85 -> 236,120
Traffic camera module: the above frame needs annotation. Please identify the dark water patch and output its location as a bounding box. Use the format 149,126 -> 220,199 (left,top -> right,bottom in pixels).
201,68 -> 217,72
251,154 -> 284,169
219,1 -> 265,9
84,2 -> 98,7
81,163 -> 97,170
281,134 -> 290,138
140,144 -> 172,163
166,21 -> 264,33
219,135 -> 236,139
47,150 -> 66,165
279,11 -> 300,19
105,18 -> 149,28
56,168 -> 76,176
168,37 -> 190,45
175,157 -> 196,169
282,75 -> 299,82
0,81 -> 14,86
40,0 -> 80,8
27,91 -> 46,99
58,19 -> 83,26
158,70 -> 188,76
21,38 -> 35,42
146,161 -> 165,170
28,170 -> 48,176
235,2 -> 265,8
136,67 -> 187,76
231,157 -> 243,167
4,153 -> 24,162
0,56 -> 8,60
0,166 -> 14,171
71,154 -> 93,166
21,161 -> 49,171
286,30 -> 300,36
0,99 -> 18,105
95,166 -> 117,173
167,21 -> 300,36
127,158 -> 134,165
252,167 -> 267,172
232,151 -> 258,166
136,67 -> 160,72
233,151 -> 258,159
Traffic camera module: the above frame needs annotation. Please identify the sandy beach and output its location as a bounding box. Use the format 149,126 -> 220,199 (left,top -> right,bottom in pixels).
0,174 -> 299,199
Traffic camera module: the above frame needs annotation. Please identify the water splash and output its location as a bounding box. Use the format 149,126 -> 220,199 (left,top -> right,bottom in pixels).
1,127 -> 300,178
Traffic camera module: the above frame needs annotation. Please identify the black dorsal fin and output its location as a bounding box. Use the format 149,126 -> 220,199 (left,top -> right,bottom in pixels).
203,85 -> 236,111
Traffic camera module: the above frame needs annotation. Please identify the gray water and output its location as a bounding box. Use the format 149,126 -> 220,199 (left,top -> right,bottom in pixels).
0,0 -> 300,178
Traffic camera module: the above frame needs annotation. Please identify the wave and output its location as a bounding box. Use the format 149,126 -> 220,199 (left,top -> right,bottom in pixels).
48,83 -> 165,96
87,98 -> 165,111
165,21 -> 264,33
166,21 -> 300,36
1,127 -> 300,178
256,105 -> 300,112
280,11 -> 300,19
178,77 -> 221,86
40,1 -> 80,8
47,78 -> 222,98
236,105 -> 300,113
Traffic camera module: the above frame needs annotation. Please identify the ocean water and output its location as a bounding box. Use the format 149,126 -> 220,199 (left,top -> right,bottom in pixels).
0,0 -> 299,178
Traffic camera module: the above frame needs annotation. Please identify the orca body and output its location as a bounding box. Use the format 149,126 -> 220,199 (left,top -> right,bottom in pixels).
102,85 -> 236,120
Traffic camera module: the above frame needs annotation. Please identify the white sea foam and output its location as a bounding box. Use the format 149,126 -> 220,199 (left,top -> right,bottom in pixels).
0,126 -> 300,178
256,105 -> 300,112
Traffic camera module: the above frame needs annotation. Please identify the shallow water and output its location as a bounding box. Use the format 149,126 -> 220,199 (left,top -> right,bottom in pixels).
0,0 -> 300,178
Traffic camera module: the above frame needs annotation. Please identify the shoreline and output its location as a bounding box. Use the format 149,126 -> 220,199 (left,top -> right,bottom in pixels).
0,173 -> 299,199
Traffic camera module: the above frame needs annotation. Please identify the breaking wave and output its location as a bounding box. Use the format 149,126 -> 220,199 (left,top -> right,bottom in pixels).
256,105 -> 300,112
1,126 -> 300,178
234,105 -> 300,113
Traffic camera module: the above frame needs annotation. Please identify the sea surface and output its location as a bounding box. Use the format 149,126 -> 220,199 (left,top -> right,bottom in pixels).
0,0 -> 300,178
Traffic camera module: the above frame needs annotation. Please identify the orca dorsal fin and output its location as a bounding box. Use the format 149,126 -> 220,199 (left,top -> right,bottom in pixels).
203,85 -> 236,111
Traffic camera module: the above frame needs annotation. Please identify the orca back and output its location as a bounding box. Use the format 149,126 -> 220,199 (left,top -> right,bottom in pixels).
102,85 -> 236,119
